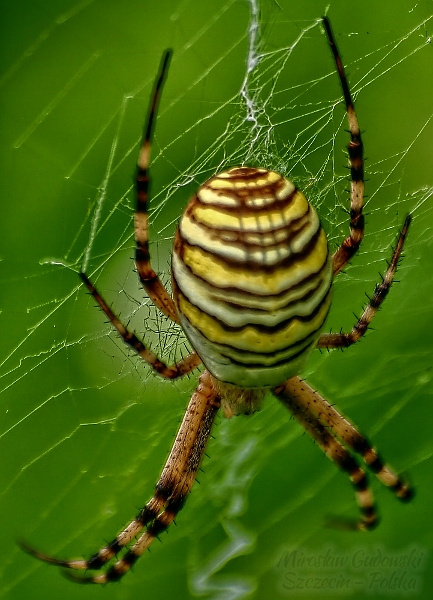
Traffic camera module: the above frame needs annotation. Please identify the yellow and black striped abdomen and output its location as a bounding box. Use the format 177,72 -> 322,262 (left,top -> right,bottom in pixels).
172,167 -> 333,388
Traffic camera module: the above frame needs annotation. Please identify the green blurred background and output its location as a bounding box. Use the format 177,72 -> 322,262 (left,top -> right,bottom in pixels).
1,1 -> 432,599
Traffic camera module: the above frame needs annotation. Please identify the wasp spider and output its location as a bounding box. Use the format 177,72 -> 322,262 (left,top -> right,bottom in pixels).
21,17 -> 413,584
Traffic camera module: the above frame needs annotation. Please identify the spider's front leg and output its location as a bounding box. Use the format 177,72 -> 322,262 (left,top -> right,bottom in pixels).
134,50 -> 180,323
21,370 -> 221,583
323,16 -> 365,276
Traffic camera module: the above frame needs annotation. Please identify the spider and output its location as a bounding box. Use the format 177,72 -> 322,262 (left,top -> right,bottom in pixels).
21,17 -> 413,584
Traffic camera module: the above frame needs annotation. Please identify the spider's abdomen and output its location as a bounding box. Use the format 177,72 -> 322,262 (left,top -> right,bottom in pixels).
172,167 -> 332,388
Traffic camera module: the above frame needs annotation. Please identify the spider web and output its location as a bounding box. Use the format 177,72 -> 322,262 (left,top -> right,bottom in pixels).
1,1 -> 433,599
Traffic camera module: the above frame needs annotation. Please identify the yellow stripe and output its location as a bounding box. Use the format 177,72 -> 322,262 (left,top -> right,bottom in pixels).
172,250 -> 331,312
177,289 -> 332,354
208,169 -> 280,188
192,190 -> 307,232
181,228 -> 328,295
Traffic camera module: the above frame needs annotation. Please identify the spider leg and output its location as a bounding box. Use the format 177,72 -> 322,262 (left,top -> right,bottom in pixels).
323,17 -> 364,276
135,49 -> 180,323
317,214 -> 411,349
274,377 -> 377,530
80,273 -> 201,378
21,371 -> 220,584
275,376 -> 412,502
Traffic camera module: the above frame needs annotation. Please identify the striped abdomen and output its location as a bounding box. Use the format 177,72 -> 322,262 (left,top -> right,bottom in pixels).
171,167 -> 333,389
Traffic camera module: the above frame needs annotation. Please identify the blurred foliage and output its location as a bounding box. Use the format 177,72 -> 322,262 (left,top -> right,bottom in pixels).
1,1 -> 432,599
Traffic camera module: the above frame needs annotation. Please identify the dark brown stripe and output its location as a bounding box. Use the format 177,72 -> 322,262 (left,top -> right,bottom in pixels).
148,517 -> 170,537
173,242 -> 331,304
337,451 -> 359,474
106,552 -> 139,582
187,203 -> 316,258
365,455 -> 385,474
179,318 -> 323,369
353,476 -> 368,492
136,168 -> 150,204
205,167 -> 289,193
348,142 -> 364,182
177,285 -> 331,336
192,179 -> 299,214
137,501 -> 163,523
176,220 -> 326,275
213,167 -> 266,180
215,335 -> 319,369
360,505 -> 375,517
87,542 -> 119,570
390,481 -> 413,501
218,273 -> 329,317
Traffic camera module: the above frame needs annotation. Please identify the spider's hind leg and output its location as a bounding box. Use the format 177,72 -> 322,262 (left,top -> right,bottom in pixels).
21,371 -> 221,584
274,377 -> 377,530
274,376 -> 412,529
278,377 -> 412,501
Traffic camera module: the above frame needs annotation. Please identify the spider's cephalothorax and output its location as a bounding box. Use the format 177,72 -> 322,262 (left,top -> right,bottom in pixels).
21,17 -> 413,585
172,167 -> 333,407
